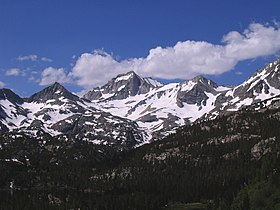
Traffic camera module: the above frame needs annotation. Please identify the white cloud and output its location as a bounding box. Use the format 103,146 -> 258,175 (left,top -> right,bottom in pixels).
17,54 -> 53,62
39,67 -> 71,86
70,22 -> 280,89
24,22 -> 273,90
222,23 -> 280,60
70,51 -> 131,88
17,54 -> 38,61
0,81 -> 5,88
41,57 -> 53,62
5,68 -> 22,76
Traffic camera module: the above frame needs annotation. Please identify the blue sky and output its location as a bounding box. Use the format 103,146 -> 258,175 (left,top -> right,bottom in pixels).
0,0 -> 280,96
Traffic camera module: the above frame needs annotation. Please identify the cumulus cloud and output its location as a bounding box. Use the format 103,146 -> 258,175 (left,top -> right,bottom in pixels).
69,22 -> 280,89
39,67 -> 71,86
70,51 -> 134,88
0,81 -> 5,88
5,68 -> 22,76
222,23 -> 280,60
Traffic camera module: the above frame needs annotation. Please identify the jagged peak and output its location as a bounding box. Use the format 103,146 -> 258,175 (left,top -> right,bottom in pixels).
191,75 -> 207,83
83,71 -> 162,100
0,88 -> 24,104
240,57 -> 280,90
190,75 -> 218,88
267,57 -> 280,69
27,82 -> 79,103
38,82 -> 69,95
112,71 -> 162,87
112,71 -> 139,83
51,82 -> 64,88
251,57 -> 280,76
264,57 -> 280,74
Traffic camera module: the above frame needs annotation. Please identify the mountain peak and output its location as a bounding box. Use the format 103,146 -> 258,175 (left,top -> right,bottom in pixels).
83,71 -> 162,101
191,75 -> 207,83
125,70 -> 137,75
1,57 -> 280,147
46,82 -> 66,92
27,83 -> 79,103
226,57 -> 280,110
190,75 -> 218,88
52,82 -> 64,87
0,88 -> 24,104
113,71 -> 139,83
113,71 -> 162,87
252,57 -> 280,76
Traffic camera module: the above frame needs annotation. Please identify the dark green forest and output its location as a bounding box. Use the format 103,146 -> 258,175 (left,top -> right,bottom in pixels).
0,103 -> 280,209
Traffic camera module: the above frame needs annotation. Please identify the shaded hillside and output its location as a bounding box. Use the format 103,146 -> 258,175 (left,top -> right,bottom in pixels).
87,99 -> 280,209
0,98 -> 280,209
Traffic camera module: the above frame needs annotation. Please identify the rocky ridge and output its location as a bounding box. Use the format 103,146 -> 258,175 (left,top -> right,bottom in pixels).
85,58 -> 280,139
0,57 -> 280,146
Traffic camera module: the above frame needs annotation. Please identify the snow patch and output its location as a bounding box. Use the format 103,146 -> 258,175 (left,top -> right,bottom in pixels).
115,73 -> 133,82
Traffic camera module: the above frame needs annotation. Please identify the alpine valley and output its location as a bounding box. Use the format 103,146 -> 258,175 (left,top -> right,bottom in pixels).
0,58 -> 280,209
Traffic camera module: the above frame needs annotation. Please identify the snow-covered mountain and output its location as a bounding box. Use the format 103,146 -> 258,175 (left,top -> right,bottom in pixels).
88,74 -> 231,138
83,71 -> 162,101
220,58 -> 280,112
83,57 -> 280,139
0,83 -> 148,148
0,57 -> 280,146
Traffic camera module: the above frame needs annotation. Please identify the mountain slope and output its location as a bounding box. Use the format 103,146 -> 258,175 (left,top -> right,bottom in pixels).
27,82 -> 80,103
85,57 -> 280,139
0,84 -> 148,148
1,58 -> 280,209
87,73 -> 231,139
1,94 -> 279,209
0,88 -> 24,105
0,57 -> 280,145
220,58 -> 280,112
86,97 -> 280,209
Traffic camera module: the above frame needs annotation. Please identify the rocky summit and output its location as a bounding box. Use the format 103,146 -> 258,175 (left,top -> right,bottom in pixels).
83,71 -> 162,101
